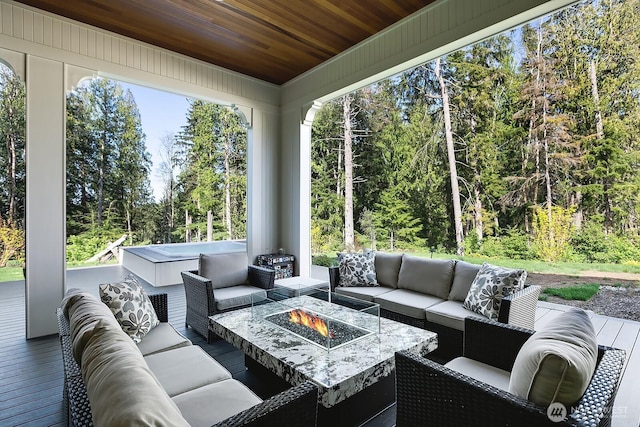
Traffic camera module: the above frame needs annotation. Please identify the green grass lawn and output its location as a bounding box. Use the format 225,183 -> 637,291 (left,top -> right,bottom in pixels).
0,259 -> 118,283
542,284 -> 601,301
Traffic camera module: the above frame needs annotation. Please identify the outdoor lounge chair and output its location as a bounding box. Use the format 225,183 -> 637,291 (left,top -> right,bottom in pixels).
395,316 -> 626,427
181,252 -> 275,342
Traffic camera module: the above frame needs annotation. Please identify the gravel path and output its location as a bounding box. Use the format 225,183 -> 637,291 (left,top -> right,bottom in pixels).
531,272 -> 640,322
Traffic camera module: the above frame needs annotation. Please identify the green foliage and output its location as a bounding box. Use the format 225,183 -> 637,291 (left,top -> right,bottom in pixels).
532,206 -> 575,262
571,222 -> 640,263
66,227 -> 126,263
542,284 -> 600,301
466,229 -> 535,260
0,216 -> 24,267
311,254 -> 337,267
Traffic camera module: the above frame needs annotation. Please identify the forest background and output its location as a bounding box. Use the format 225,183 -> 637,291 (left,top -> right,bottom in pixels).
0,0 -> 638,279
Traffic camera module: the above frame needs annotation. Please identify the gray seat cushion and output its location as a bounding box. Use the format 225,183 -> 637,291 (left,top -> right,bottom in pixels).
199,252 -> 249,289
397,255 -> 455,299
215,285 -> 266,311
374,252 -> 403,288
144,345 -> 232,397
374,289 -> 443,319
137,323 -> 191,356
448,261 -> 481,301
172,379 -> 262,427
445,357 -> 511,391
425,300 -> 484,331
335,285 -> 394,302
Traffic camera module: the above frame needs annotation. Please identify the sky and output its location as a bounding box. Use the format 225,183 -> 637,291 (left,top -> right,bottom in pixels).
119,82 -> 191,202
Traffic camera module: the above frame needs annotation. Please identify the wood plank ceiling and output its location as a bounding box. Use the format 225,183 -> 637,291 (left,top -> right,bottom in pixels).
15,0 -> 435,85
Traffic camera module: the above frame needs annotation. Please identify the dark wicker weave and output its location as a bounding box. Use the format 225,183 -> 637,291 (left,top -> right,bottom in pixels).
181,265 -> 275,343
57,293 -> 319,427
395,317 -> 626,427
329,265 -> 540,360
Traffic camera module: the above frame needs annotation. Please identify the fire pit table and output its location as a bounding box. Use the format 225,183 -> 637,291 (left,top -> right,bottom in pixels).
209,288 -> 437,425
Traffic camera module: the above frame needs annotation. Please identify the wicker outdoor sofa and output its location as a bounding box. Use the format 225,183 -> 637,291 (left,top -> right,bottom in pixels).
181,252 -> 276,343
329,252 -> 541,360
57,289 -> 318,427
395,316 -> 626,426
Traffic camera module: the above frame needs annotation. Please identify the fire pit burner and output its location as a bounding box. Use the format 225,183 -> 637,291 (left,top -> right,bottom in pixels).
265,308 -> 371,350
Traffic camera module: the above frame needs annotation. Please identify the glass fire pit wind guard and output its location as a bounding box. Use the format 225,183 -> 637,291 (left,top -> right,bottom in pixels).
251,288 -> 380,352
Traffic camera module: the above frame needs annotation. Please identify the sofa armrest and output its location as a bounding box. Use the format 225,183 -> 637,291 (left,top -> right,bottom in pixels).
463,317 -> 533,371
329,266 -> 339,291
148,293 -> 168,323
213,381 -> 319,427
181,270 -> 216,315
248,265 -> 276,289
498,284 -> 541,330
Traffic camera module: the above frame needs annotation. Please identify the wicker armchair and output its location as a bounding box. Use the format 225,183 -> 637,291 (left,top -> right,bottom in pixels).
181,253 -> 275,342
395,317 -> 626,427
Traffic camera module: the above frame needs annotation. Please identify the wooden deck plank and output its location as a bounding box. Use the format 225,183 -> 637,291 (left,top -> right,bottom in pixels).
610,322 -> 640,427
596,317 -> 626,348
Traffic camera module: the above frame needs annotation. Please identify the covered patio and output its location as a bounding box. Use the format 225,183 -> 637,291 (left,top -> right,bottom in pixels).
1,0 -> 637,425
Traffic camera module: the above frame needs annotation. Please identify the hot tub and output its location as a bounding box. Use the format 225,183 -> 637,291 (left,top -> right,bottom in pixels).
122,240 -> 247,287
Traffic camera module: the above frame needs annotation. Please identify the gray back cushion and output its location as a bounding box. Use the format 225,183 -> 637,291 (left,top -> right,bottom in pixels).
199,252 -> 249,289
374,252 -> 403,288
397,255 -> 455,299
448,261 -> 482,301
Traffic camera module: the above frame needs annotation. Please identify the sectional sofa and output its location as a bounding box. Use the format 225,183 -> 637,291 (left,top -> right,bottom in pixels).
57,288 -> 318,427
329,252 -> 541,359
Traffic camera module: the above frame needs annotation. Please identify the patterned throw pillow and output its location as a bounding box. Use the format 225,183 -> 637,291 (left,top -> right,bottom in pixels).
99,274 -> 160,343
462,262 -> 527,321
338,251 -> 378,287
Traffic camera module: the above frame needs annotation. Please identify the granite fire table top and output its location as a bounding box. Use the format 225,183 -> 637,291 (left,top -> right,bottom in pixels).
209,295 -> 438,408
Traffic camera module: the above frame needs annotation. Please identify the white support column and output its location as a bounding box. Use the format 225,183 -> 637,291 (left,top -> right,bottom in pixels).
299,101 -> 322,277
25,55 -> 65,338
245,108 -> 279,264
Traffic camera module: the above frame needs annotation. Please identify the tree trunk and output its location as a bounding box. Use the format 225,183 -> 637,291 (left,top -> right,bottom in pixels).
343,95 -> 355,251
126,209 -> 132,245
435,58 -> 464,255
185,209 -> 191,242
224,137 -> 232,240
97,136 -> 106,226
207,210 -> 213,241
589,60 -> 612,233
474,184 -> 483,242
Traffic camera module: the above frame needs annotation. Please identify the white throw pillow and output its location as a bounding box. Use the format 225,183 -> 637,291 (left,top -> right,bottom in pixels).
508,308 -> 598,407
338,251 -> 378,287
99,274 -> 160,343
462,262 -> 527,321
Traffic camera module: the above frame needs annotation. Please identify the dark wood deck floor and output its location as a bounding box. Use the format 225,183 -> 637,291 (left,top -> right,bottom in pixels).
0,266 -> 395,427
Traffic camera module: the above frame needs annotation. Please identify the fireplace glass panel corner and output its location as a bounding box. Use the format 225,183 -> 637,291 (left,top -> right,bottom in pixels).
250,288 -> 380,351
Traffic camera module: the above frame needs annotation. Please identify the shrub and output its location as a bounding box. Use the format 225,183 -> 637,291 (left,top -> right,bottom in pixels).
532,206 -> 574,262
0,217 -> 24,267
571,223 -> 640,263
312,254 -> 337,267
67,227 -> 126,263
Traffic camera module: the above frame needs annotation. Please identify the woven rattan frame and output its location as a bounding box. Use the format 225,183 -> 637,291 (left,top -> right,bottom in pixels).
182,265 -> 275,343
57,293 -> 318,427
395,317 -> 626,427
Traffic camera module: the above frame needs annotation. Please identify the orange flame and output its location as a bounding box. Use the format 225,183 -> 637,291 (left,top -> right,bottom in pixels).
288,309 -> 335,338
